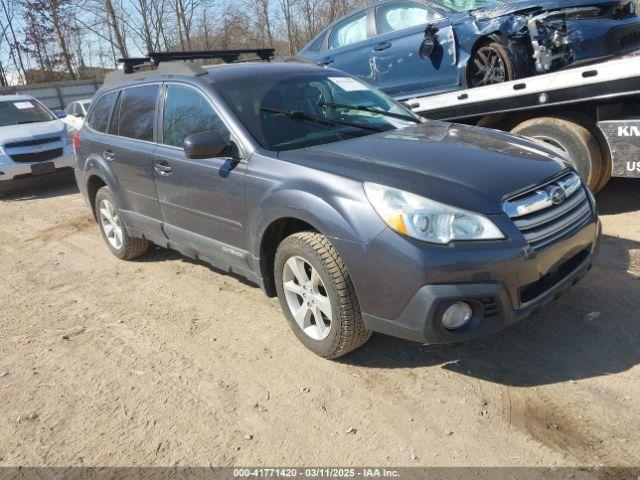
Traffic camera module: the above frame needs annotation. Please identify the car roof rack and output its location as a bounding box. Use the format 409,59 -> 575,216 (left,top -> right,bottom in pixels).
117,48 -> 276,74
104,48 -> 276,86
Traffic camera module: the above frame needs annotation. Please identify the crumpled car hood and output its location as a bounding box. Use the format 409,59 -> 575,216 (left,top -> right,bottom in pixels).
279,122 -> 571,215
471,0 -> 621,18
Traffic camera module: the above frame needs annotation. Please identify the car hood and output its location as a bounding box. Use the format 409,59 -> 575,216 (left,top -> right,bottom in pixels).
472,0 -> 622,18
0,120 -> 66,145
278,121 -> 570,215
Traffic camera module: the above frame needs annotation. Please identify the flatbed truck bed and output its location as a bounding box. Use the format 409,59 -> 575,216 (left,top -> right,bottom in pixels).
406,55 -> 640,192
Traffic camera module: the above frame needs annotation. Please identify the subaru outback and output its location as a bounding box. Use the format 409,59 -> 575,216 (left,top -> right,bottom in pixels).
74,54 -> 600,358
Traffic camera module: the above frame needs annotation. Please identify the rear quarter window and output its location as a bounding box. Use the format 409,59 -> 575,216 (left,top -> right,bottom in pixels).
86,92 -> 118,132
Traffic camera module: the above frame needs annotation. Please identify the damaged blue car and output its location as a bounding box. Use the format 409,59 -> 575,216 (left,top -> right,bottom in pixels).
298,0 -> 640,99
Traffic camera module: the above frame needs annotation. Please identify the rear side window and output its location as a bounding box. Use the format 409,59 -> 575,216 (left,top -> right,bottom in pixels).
118,85 -> 159,142
65,102 -> 75,115
86,92 -> 118,132
376,1 -> 441,35
162,84 -> 229,148
329,12 -> 368,49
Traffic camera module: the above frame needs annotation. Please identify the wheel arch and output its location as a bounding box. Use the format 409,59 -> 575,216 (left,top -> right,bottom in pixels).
86,173 -> 108,219
258,216 -> 320,297
252,189 -> 378,298
83,156 -> 121,218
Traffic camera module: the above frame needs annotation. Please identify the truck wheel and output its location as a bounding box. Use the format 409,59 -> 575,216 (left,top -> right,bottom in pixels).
464,41 -> 515,88
274,231 -> 371,359
511,117 -> 602,192
594,149 -> 612,193
94,186 -> 150,260
555,112 -> 612,193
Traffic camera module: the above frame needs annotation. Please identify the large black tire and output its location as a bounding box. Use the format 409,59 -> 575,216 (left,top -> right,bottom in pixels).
94,186 -> 150,260
464,40 -> 516,88
274,231 -> 371,359
511,117 -> 603,192
551,112 -> 612,193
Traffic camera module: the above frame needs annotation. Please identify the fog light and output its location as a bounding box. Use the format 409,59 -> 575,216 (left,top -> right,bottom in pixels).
442,302 -> 473,330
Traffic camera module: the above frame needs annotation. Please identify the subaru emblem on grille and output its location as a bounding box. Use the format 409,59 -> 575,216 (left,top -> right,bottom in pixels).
548,186 -> 566,205
502,172 -> 582,218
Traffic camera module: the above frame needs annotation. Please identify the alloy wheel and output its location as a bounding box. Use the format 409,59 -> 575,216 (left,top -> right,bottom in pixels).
282,255 -> 332,340
99,199 -> 124,250
470,46 -> 507,87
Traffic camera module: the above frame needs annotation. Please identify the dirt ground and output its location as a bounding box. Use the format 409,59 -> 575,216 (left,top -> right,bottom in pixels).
0,174 -> 639,468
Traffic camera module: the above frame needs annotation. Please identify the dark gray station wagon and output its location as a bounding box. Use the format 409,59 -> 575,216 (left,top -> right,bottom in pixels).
74,51 -> 600,358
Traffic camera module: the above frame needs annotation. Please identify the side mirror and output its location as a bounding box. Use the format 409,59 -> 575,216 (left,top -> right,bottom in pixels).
184,130 -> 229,159
54,110 -> 67,119
419,25 -> 438,59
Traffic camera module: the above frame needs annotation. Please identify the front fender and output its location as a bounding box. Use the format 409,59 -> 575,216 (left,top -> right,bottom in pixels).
251,187 -> 384,258
454,14 -> 531,84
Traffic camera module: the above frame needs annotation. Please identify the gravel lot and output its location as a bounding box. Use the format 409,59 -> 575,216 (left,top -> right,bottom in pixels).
0,175 -> 639,467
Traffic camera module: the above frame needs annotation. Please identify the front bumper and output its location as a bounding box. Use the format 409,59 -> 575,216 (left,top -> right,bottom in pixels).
343,197 -> 601,345
362,239 -> 596,344
0,147 -> 74,182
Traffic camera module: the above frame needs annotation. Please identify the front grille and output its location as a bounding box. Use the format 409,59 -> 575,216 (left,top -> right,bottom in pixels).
605,22 -> 640,53
504,172 -> 592,251
10,148 -> 63,163
4,137 -> 61,149
520,249 -> 590,304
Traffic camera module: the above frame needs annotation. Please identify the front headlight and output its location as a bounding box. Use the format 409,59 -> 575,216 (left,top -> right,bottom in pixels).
65,128 -> 75,144
364,182 -> 504,244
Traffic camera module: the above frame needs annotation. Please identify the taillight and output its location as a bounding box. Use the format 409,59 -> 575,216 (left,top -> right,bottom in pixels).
73,132 -> 80,151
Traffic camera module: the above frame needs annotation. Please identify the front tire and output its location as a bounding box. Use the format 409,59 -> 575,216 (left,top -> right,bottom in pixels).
274,231 -> 371,359
464,41 -> 516,88
94,186 -> 150,260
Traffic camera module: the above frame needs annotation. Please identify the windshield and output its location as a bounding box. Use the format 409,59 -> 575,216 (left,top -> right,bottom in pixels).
0,99 -> 55,127
432,0 -> 504,12
215,71 -> 420,151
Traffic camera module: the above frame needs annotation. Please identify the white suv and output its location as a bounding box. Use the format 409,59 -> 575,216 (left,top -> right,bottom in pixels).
0,95 -> 75,182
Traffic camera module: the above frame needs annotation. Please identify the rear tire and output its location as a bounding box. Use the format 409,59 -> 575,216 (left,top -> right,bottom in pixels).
511,117 -> 603,192
274,231 -> 371,359
94,186 -> 150,260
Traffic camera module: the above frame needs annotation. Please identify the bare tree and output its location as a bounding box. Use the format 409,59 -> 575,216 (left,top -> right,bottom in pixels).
105,0 -> 129,57
48,0 -> 77,78
0,0 -> 27,83
0,0 -> 375,85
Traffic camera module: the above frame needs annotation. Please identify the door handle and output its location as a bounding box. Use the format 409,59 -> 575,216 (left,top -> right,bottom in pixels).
102,150 -> 115,161
154,161 -> 173,176
320,56 -> 335,66
374,42 -> 392,51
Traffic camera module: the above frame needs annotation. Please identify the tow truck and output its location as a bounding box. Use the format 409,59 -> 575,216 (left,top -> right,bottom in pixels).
405,55 -> 640,192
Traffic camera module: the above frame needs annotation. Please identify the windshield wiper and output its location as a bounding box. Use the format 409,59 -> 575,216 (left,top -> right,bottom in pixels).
318,101 -> 421,123
260,107 -> 383,132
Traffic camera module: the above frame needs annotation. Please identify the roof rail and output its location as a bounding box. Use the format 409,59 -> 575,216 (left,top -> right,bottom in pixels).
117,48 -> 275,74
